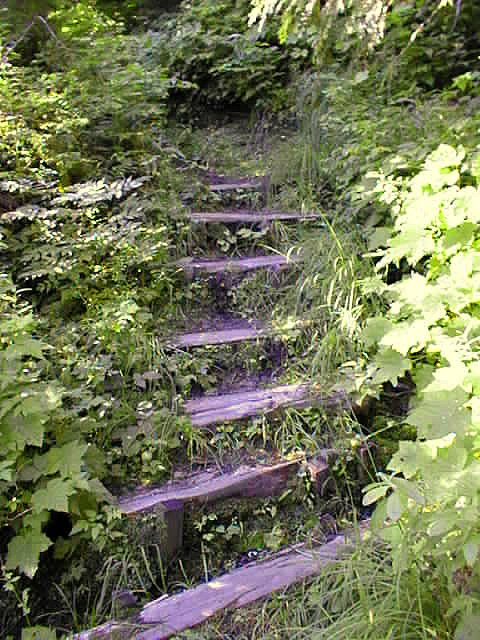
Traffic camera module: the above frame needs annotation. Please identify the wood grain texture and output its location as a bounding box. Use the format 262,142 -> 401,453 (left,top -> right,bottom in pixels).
118,458 -> 304,516
184,384 -> 311,427
74,524 -> 367,640
189,210 -> 320,224
177,254 -> 299,275
171,324 -> 266,347
208,181 -> 263,192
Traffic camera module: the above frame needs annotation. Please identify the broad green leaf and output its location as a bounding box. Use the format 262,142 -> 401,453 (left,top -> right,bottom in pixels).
3,413 -> 46,449
372,347 -> 412,385
407,389 -> 471,439
427,512 -> 458,537
4,336 -> 46,360
391,477 -> 425,505
367,226 -> 391,250
388,441 -> 421,478
380,319 -> 430,355
424,144 -> 465,171
31,478 -> 76,514
6,529 -> 52,578
45,441 -> 88,476
44,385 -> 63,410
441,222 -> 475,255
362,484 -> 389,506
378,229 -> 435,268
455,615 -> 480,640
463,540 -> 480,567
0,460 -> 14,482
465,363 -> 480,395
362,317 -> 392,348
455,187 -> 480,224
386,491 -> 405,522
424,363 -> 468,393
450,251 -> 474,280
413,364 -> 435,393
22,627 -> 57,640
471,396 -> 480,426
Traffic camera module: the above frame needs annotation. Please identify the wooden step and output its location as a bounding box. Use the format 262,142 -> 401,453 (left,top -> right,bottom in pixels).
171,321 -> 266,348
178,253 -> 299,275
189,210 -> 320,224
185,384 -> 312,428
74,522 -> 368,640
118,456 -> 313,516
206,175 -> 266,193
209,181 -> 263,192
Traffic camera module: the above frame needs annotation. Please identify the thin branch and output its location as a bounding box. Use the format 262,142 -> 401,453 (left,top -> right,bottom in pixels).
2,14 -> 66,64
452,0 -> 462,30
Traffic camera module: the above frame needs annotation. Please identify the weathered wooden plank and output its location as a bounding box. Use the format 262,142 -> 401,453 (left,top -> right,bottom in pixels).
178,254 -> 299,275
74,524 -> 367,640
185,384 -> 311,427
189,210 -> 320,224
118,458 -> 303,516
209,181 -> 263,192
171,324 -> 266,348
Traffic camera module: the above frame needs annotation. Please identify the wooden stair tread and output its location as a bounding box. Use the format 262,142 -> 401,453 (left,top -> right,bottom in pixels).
178,254 -> 299,274
185,383 -> 311,427
118,457 -> 310,515
206,175 -> 265,192
190,210 -> 320,223
171,322 -> 266,348
74,524 -> 367,640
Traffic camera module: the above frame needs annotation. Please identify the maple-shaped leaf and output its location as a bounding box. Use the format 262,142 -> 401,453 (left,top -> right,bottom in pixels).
388,435 -> 457,478
377,229 -> 435,268
372,347 -> 412,385
31,477 -> 76,514
407,388 -> 471,439
45,441 -> 88,477
454,186 -> 480,224
4,413 -> 46,449
3,336 -> 46,361
6,529 -> 52,578
424,363 -> 469,393
362,317 -> 392,348
380,319 -> 430,355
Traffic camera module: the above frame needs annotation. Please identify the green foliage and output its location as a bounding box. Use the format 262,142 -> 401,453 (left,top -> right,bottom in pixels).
156,0 -> 310,109
362,144 -> 480,630
0,274 -> 116,580
250,0 -> 480,79
0,5 -> 176,184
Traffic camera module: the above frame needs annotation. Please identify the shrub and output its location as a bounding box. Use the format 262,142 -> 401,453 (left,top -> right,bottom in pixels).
362,142 -> 480,634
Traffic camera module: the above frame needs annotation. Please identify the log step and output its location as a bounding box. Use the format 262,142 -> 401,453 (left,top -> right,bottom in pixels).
209,181 -> 263,192
118,456 -> 315,516
178,253 -> 299,275
185,384 -> 311,428
74,523 -> 367,640
206,175 -> 266,193
189,210 -> 320,224
170,322 -> 266,347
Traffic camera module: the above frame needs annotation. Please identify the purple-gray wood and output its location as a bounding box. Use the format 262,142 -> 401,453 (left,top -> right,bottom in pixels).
185,384 -> 311,427
118,458 -> 303,516
209,181 -> 263,192
73,524 -> 367,640
171,324 -> 266,348
190,210 -> 320,224
178,254 -> 299,275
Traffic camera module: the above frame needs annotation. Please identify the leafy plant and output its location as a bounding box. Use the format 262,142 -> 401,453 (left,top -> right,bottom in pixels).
0,274 -> 115,581
362,143 -> 480,632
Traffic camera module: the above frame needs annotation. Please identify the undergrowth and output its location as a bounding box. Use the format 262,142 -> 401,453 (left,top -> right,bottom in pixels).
1,0 -> 480,638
